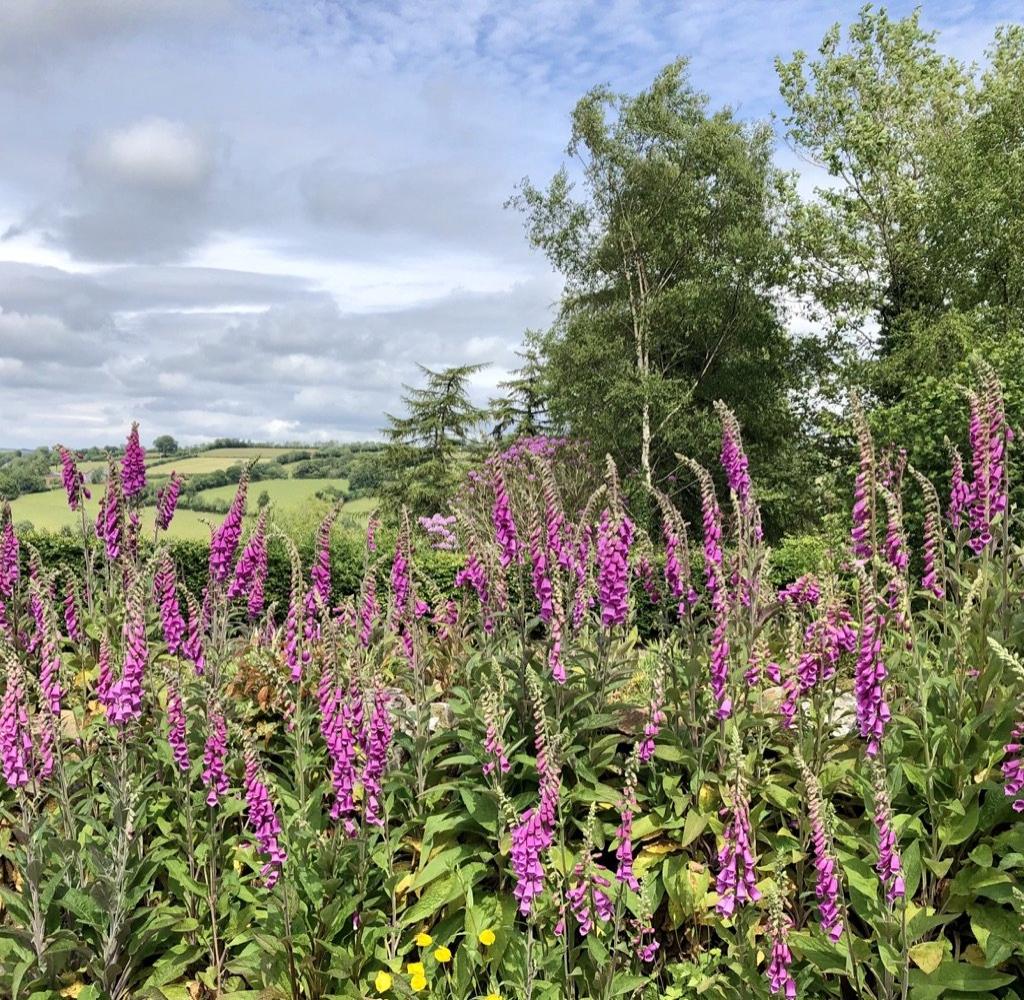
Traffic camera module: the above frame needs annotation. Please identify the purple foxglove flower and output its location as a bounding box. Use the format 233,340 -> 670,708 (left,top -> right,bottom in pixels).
182,592 -> 205,676
766,918 -> 797,998
854,577 -> 890,757
167,683 -> 189,771
1002,722 -> 1024,813
637,670 -> 666,763
97,634 -> 113,706
242,751 -> 287,888
715,784 -> 760,917
359,571 -> 378,648
872,764 -> 904,904
491,459 -> 522,568
228,508 -> 268,619
716,401 -> 763,542
529,523 -> 554,623
0,514 -> 19,599
202,707 -> 229,805
63,582 -> 84,643
615,803 -> 640,891
481,690 -> 510,777
96,460 -> 123,561
156,472 -> 182,531
121,422 -> 147,498
548,611 -> 566,684
361,686 -> 393,827
596,508 -> 633,629
799,757 -> 844,942
778,574 -> 821,608
58,446 -> 91,511
105,584 -> 147,727
154,554 -> 186,655
565,860 -> 614,936
948,446 -> 971,532
850,405 -> 875,560
209,471 -> 249,583
1,661 -> 33,789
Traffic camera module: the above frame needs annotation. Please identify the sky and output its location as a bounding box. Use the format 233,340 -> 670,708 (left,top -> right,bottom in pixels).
0,0 -> 1017,448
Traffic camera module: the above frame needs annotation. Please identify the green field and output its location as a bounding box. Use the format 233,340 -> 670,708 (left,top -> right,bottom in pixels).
9,489 -> 215,540
196,477 -> 347,506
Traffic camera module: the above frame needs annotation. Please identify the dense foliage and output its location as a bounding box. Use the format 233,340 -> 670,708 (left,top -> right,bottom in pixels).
3,366 -> 1024,1000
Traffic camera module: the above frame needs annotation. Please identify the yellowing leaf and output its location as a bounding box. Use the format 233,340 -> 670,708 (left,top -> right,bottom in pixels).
908,941 -> 945,974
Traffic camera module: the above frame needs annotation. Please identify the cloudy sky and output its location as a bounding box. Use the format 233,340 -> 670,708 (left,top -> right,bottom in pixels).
0,0 -> 1016,447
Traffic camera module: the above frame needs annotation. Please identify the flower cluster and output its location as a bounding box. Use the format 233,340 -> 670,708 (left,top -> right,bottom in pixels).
121,422 -> 147,498
243,751 -> 287,888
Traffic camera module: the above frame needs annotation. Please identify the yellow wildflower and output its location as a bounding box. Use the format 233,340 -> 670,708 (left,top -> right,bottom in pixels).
485,994 -> 501,1000
415,931 -> 433,947
410,973 -> 428,992
434,945 -> 452,963
407,962 -> 425,977
478,929 -> 496,947
373,970 -> 393,992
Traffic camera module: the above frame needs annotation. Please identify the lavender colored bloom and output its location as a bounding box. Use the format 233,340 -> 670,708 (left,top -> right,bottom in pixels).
96,460 -> 123,561
1002,722 -> 1024,813
717,402 -> 762,541
182,592 -> 206,676
799,757 -> 844,942
491,459 -> 522,568
1,662 -> 33,788
850,406 -> 875,561
529,524 -> 554,622
778,575 -> 821,608
154,553 -> 186,655
359,571 -> 379,648
58,446 -> 91,511
209,472 -> 249,583
872,765 -> 904,905
0,515 -> 19,598
637,670 -> 666,763
243,751 -> 287,888
121,422 -> 147,498
390,544 -> 411,622
105,585 -> 147,727
481,689 -> 510,776
156,472 -> 182,531
228,508 -> 269,619
202,708 -> 229,805
548,611 -> 566,685
615,801 -> 640,892
418,513 -> 458,550
948,446 -> 971,531
63,582 -> 84,643
766,918 -> 797,998
361,687 -> 393,827
854,577 -> 890,757
596,509 -> 633,628
283,582 -> 303,682
167,683 -> 189,771
715,784 -> 760,917
565,861 -> 614,937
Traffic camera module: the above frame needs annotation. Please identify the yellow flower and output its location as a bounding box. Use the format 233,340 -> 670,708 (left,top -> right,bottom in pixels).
407,962 -> 425,977
373,970 -> 393,993
410,973 -> 428,992
478,929 -> 496,947
415,932 -> 433,947
485,994 -> 501,1000
433,945 -> 452,963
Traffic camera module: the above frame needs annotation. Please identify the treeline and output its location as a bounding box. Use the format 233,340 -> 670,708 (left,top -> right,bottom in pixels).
379,9 -> 1024,543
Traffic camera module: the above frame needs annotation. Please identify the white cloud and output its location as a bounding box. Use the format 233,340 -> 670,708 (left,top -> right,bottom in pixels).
85,118 -> 211,191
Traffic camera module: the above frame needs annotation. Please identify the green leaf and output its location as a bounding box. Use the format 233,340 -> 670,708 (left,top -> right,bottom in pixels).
909,941 -> 946,974
909,961 -> 1017,992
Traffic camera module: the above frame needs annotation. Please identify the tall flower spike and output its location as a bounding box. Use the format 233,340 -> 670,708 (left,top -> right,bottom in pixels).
202,705 -> 229,805
491,457 -> 522,569
947,442 -> 971,532
182,591 -> 206,676
106,580 -> 148,727
154,552 -> 187,655
765,883 -> 797,998
156,472 -> 183,532
796,751 -> 844,942
854,570 -> 890,757
1,659 -> 33,789
167,682 -> 189,771
228,507 -> 269,618
0,508 -> 19,599
209,467 -> 250,583
121,421 -> 147,498
361,686 -> 393,828
615,754 -> 641,891
911,467 -> 946,599
481,686 -> 511,777
64,579 -> 84,643
715,742 -> 760,917
715,401 -> 762,542
652,488 -> 698,615
96,458 -> 124,561
637,666 -> 666,763
871,759 -> 904,905
58,446 -> 91,511
850,400 -> 876,561
242,750 -> 287,888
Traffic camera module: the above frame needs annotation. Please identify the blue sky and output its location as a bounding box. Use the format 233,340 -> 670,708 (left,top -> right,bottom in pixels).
0,0 -> 1017,446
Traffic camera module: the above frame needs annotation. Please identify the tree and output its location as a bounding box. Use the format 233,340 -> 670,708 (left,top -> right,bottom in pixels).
778,11 -> 1024,497
512,61 -> 806,532
381,364 -> 489,517
489,342 -> 549,440
153,435 -> 179,456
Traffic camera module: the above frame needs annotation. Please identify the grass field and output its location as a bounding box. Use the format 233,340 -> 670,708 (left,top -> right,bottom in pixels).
196,477 -> 347,506
9,489 -> 215,540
